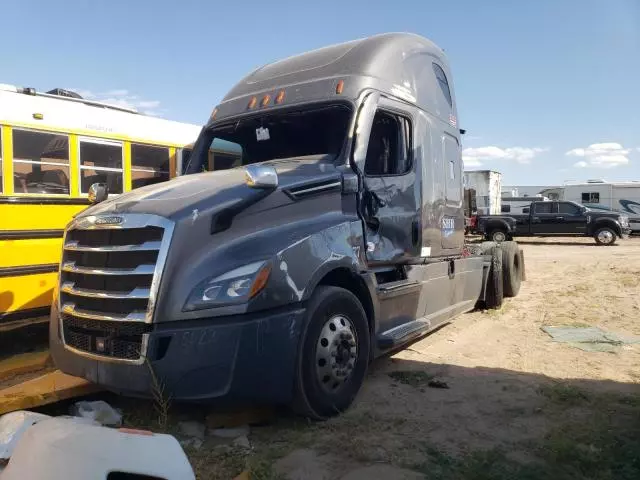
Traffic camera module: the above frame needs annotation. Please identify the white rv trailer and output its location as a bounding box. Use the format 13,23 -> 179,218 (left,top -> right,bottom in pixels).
543,180 -> 640,232
501,195 -> 550,215
501,185 -> 559,198
463,170 -> 502,215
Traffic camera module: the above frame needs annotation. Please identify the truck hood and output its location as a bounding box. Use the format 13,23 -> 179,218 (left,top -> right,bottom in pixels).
588,210 -> 625,220
76,154 -> 343,222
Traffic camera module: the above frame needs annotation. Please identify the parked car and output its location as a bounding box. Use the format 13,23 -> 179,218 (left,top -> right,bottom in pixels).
478,200 -> 631,245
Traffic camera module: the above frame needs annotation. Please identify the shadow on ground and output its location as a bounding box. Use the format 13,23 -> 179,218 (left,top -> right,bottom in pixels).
41,355 -> 640,480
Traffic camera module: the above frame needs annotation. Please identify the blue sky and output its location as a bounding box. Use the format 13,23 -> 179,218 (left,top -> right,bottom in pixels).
4,0 -> 639,185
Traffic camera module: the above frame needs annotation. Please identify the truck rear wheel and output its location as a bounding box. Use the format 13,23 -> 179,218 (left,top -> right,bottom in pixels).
594,227 -> 617,246
293,286 -> 370,420
487,229 -> 507,243
483,244 -> 504,309
501,241 -> 522,297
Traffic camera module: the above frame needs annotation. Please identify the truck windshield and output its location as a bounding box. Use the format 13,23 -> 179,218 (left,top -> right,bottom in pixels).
185,103 -> 352,174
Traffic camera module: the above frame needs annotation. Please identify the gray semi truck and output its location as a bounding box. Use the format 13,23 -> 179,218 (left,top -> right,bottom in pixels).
49,32 -> 524,419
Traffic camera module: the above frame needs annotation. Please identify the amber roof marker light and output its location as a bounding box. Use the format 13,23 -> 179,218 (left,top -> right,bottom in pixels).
248,96 -> 257,109
261,94 -> 271,107
336,80 -> 345,94
275,90 -> 285,104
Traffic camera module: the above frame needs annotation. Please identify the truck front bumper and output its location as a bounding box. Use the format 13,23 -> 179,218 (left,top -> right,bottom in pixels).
622,227 -> 632,238
50,303 -> 307,404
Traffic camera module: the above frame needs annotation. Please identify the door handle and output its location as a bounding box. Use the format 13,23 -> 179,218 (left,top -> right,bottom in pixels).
555,216 -> 564,220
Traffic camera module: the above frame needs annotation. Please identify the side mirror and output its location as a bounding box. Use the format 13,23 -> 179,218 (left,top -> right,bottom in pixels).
88,183 -> 109,204
243,165 -> 278,189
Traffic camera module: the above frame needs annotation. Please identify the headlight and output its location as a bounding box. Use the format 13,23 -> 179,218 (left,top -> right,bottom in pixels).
184,261 -> 271,311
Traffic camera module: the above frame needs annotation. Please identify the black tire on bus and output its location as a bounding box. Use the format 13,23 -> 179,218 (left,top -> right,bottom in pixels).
501,241 -> 522,297
292,286 -> 370,420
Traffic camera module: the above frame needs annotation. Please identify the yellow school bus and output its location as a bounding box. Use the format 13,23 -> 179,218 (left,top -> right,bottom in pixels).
0,84 -> 209,326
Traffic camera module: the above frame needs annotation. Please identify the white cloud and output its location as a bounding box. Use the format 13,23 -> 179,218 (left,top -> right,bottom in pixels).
462,146 -> 547,166
566,142 -> 630,169
105,89 -> 129,96
67,87 -> 163,116
463,156 -> 483,167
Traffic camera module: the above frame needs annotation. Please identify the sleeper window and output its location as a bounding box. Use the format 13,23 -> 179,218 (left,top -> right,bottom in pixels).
433,63 -> 453,108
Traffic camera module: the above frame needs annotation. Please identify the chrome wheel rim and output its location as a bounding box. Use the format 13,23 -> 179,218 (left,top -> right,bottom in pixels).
315,315 -> 357,393
598,230 -> 613,244
493,231 -> 506,242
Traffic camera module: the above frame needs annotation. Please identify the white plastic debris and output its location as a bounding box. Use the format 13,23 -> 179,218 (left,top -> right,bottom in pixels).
0,411 -> 51,460
70,400 -> 122,427
0,417 -> 195,479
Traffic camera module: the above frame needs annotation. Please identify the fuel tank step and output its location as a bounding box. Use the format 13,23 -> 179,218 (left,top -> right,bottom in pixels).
377,319 -> 431,349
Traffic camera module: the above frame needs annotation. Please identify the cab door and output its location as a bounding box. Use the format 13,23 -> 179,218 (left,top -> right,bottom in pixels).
355,98 -> 421,266
556,202 -> 588,234
530,201 -> 561,234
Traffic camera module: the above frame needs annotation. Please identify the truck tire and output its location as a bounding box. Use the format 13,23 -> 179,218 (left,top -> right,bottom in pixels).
292,286 -> 370,420
501,241 -> 522,297
594,227 -> 617,246
485,245 -> 504,309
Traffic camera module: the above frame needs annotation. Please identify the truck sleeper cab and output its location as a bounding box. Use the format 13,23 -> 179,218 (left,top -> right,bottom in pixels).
50,33 -> 524,419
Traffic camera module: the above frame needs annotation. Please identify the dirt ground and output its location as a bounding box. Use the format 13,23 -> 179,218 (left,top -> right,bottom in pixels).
119,237 -> 640,479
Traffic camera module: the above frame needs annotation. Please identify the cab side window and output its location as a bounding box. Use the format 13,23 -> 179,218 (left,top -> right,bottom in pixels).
364,110 -> 411,176
534,202 -> 554,214
558,202 -> 582,215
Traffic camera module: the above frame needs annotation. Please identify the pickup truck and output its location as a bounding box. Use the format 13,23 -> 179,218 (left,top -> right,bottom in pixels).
478,200 -> 631,245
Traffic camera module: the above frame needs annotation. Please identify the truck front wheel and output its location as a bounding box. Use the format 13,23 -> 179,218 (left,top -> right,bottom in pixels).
293,286 -> 370,420
594,227 -> 617,246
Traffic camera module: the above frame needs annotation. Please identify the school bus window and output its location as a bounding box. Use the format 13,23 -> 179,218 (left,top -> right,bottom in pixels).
12,129 -> 70,195
213,152 -> 242,170
0,130 -> 3,193
79,140 -> 123,194
181,148 -> 192,175
131,143 -> 170,188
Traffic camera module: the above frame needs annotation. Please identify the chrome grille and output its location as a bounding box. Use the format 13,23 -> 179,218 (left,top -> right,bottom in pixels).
58,213 -> 174,363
